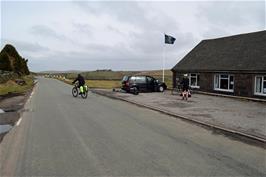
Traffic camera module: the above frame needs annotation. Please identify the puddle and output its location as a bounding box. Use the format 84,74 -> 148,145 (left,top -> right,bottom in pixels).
0,109 -> 5,114
0,124 -> 13,134
4,109 -> 16,112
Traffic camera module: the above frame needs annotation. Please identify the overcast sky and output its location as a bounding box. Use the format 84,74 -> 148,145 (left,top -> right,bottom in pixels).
1,0 -> 265,72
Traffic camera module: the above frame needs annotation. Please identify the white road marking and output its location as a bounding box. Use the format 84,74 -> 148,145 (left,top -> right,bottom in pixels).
16,118 -> 22,126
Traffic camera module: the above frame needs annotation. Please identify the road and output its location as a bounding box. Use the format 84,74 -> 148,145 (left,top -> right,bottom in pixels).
0,77 -> 265,176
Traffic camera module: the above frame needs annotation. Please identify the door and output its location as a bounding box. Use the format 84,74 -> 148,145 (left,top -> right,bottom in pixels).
146,76 -> 155,92
136,76 -> 147,91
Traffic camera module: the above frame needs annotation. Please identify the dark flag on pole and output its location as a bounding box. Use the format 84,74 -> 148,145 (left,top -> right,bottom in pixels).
165,34 -> 176,44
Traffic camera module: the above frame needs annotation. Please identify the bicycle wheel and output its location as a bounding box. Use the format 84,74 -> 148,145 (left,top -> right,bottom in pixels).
81,91 -> 88,99
72,87 -> 78,97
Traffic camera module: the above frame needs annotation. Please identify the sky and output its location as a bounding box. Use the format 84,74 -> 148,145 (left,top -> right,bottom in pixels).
1,0 -> 265,72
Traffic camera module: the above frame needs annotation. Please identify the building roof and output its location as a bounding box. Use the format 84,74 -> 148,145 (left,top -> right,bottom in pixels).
172,30 -> 266,73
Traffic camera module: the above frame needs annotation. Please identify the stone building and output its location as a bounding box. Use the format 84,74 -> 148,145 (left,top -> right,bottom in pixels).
172,30 -> 266,99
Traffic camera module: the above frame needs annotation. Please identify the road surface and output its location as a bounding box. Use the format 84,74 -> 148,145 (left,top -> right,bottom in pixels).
0,77 -> 265,176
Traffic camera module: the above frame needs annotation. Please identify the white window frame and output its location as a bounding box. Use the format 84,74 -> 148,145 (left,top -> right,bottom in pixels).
188,73 -> 200,88
214,74 -> 234,92
254,76 -> 266,96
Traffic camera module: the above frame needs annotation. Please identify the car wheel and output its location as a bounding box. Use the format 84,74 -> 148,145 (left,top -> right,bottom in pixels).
133,87 -> 139,95
159,86 -> 164,92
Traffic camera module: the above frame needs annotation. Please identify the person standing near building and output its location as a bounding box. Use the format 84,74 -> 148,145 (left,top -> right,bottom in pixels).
181,74 -> 189,100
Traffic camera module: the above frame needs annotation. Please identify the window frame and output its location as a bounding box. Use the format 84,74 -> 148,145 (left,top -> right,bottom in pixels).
254,75 -> 266,96
188,73 -> 200,88
214,74 -> 234,93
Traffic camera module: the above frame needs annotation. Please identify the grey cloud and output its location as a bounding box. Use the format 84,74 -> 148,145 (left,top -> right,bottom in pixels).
72,22 -> 93,36
129,31 -> 197,56
201,26 -> 230,39
197,1 -> 265,38
202,1 -> 265,26
74,1 -> 179,32
73,1 -> 184,61
30,25 -> 66,40
106,25 -> 124,35
1,39 -> 49,53
83,43 -> 113,52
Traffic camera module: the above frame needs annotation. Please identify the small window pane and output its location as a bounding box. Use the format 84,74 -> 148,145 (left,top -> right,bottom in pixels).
220,79 -> 229,89
221,75 -> 228,78
263,81 -> 266,94
256,77 -> 262,93
214,75 -> 219,88
229,83 -> 234,90
191,78 -> 197,86
229,76 -> 234,90
197,75 -> 200,84
230,76 -> 234,82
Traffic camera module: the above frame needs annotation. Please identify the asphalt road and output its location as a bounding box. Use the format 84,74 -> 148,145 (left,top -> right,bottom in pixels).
0,77 -> 265,176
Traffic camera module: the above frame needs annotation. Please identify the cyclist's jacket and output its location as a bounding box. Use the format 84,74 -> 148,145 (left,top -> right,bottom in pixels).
181,78 -> 189,89
72,75 -> 85,86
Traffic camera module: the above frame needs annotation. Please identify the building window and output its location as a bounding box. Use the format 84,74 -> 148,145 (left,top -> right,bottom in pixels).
254,76 -> 266,96
189,73 -> 200,88
214,74 -> 234,92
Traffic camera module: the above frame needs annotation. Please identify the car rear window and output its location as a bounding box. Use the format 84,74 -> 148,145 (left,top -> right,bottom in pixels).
122,76 -> 129,81
129,76 -> 146,84
135,76 -> 146,83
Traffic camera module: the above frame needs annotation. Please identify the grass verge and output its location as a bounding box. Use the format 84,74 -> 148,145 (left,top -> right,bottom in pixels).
56,77 -> 121,89
0,75 -> 34,96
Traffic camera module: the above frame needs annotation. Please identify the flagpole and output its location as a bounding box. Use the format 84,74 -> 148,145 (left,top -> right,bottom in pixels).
163,33 -> 175,83
163,43 -> 165,83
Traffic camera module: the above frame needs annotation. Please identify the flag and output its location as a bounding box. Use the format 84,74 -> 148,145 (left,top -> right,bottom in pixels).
165,34 -> 176,44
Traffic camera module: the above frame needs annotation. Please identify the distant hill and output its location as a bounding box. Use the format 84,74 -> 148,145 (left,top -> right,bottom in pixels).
40,70 -> 84,74
0,44 -> 30,75
46,69 -> 172,81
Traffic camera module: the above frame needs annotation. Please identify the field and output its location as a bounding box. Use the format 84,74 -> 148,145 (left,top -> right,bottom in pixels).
85,80 -> 121,89
57,77 -> 121,89
0,75 -> 34,95
47,69 -> 173,89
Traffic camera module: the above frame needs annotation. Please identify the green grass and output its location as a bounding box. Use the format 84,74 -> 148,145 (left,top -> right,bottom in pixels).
56,77 -> 120,89
86,80 -> 121,89
0,75 -> 34,95
50,69 -> 173,89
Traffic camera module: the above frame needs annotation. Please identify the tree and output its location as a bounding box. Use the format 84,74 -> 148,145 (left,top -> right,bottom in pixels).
0,44 -> 30,75
0,52 -> 12,71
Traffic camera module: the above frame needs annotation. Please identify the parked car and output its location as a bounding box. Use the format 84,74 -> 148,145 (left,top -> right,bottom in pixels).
121,75 -> 167,94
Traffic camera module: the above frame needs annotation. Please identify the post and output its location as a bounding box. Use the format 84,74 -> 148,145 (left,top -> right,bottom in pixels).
163,44 -> 165,82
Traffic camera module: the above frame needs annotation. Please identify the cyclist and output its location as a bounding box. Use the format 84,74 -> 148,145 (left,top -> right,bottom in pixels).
72,74 -> 85,94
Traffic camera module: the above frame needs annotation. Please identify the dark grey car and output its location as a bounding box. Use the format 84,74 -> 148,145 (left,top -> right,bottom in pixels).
121,75 -> 167,94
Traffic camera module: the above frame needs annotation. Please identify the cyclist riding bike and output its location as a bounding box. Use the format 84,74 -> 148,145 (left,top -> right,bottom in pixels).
72,74 -> 85,94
